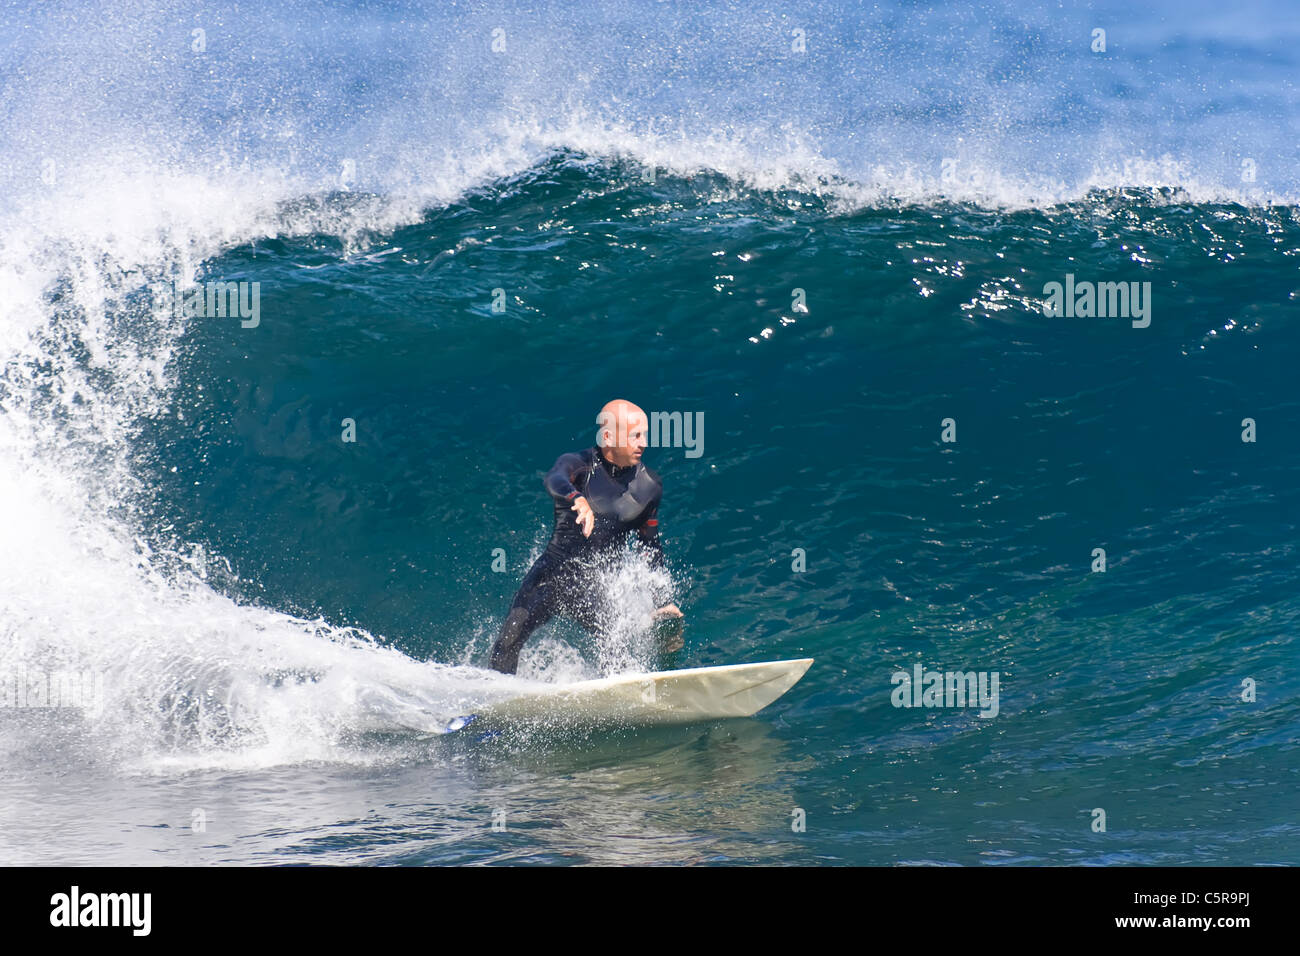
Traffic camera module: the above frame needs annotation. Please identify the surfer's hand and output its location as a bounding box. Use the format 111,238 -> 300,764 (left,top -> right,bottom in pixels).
652,603 -> 683,620
572,496 -> 594,537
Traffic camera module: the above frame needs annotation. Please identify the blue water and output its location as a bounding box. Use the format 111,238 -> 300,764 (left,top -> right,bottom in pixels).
1,0 -> 1297,865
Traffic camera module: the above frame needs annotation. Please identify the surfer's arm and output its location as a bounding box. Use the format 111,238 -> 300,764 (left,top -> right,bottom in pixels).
642,533 -> 680,617
635,494 -> 667,572
635,492 -> 676,614
543,451 -> 591,502
545,450 -> 595,536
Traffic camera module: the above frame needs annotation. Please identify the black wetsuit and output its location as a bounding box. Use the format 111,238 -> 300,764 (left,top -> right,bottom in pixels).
489,446 -> 667,674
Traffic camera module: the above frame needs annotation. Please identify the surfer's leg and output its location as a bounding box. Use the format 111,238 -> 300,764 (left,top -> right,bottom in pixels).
652,615 -> 684,670
489,605 -> 549,675
554,560 -> 608,639
489,555 -> 564,674
567,597 -> 608,640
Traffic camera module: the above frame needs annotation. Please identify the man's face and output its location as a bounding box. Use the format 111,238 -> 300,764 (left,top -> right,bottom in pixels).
605,413 -> 647,466
627,415 -> 648,462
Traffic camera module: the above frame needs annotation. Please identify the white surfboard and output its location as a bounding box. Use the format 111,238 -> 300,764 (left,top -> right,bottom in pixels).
438,658 -> 814,734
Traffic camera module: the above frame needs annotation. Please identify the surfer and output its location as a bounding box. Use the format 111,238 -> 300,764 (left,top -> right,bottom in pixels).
489,399 -> 683,674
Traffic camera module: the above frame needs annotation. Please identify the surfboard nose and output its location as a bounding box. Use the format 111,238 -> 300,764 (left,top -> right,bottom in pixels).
713,658 -> 814,717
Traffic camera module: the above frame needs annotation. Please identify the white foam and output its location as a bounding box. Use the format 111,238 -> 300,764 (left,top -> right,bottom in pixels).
0,161 -> 535,773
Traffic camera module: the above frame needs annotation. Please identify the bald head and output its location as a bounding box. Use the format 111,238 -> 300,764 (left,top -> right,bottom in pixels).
596,399 -> 649,467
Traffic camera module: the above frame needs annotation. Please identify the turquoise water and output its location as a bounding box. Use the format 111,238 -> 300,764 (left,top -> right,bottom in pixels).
1,0 -> 1297,865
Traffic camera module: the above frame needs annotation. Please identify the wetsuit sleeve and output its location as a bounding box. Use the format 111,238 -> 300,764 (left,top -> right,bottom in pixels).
544,451 -> 591,501
635,490 -> 667,573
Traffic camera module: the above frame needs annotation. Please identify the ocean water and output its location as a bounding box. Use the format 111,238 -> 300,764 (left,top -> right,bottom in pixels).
1,0 -> 1298,865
